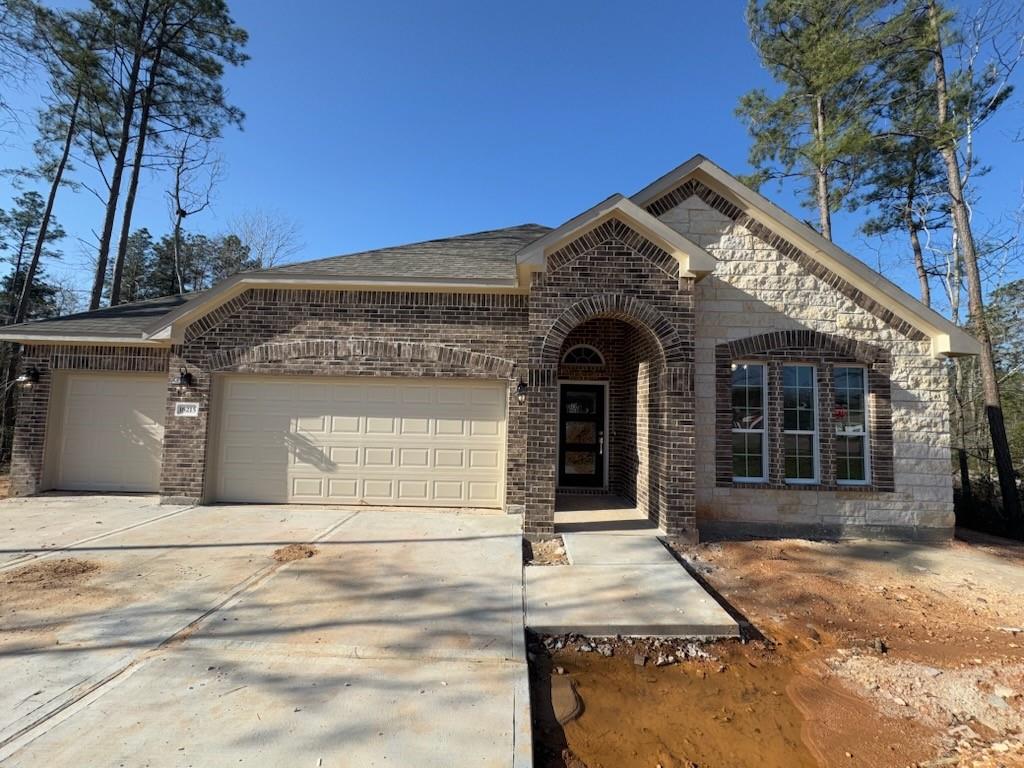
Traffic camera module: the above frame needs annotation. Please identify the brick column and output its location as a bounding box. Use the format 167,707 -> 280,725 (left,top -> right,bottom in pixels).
159,350 -> 211,504
524,365 -> 557,537
9,353 -> 51,496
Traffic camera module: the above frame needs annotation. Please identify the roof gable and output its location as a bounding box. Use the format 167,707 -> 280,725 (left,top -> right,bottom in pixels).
632,155 -> 980,357
515,194 -> 716,282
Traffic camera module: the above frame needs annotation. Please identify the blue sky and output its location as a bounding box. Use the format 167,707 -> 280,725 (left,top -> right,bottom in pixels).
2,0 -> 1021,312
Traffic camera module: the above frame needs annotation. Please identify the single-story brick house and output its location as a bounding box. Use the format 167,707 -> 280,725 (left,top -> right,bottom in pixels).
0,155 -> 978,541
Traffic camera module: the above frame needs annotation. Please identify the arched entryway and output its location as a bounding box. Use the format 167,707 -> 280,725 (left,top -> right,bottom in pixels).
525,294 -> 694,539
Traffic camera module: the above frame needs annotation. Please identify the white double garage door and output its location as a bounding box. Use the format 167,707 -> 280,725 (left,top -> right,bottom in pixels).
50,373 -> 508,509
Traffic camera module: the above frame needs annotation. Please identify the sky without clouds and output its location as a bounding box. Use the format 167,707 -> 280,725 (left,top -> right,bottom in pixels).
1,0 -> 1021,312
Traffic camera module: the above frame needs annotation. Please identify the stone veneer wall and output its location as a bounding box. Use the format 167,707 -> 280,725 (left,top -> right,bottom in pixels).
160,289 -> 528,505
9,345 -> 171,495
655,194 -> 953,540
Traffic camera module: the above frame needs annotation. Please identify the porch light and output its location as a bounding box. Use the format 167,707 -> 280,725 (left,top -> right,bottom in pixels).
15,366 -> 40,388
515,378 -> 528,405
177,367 -> 195,390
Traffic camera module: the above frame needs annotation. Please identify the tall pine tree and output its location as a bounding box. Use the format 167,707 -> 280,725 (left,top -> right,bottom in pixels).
737,0 -> 894,240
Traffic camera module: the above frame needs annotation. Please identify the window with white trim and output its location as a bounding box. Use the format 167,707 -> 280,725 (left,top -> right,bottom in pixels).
730,363 -> 767,482
833,366 -> 869,484
562,345 -> 605,366
782,364 -> 817,482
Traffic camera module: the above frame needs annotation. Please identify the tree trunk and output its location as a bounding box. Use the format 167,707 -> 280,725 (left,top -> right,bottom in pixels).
15,90 -> 81,325
88,0 -> 149,310
905,213 -> 931,308
813,95 -> 833,241
928,0 -> 1021,529
7,230 -> 29,323
110,44 -> 162,307
172,214 -> 185,294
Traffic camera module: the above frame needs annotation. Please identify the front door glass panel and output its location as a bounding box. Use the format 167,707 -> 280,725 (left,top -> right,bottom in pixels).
559,384 -> 605,487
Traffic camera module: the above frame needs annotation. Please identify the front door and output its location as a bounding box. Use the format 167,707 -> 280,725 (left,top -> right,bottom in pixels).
559,383 -> 605,488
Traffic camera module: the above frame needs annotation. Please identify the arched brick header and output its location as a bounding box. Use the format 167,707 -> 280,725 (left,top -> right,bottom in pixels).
723,329 -> 889,367
540,293 -> 683,367
715,329 -> 894,492
209,338 -> 518,378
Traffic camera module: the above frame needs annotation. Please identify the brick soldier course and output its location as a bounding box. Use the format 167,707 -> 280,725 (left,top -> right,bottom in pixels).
2,155 -> 978,542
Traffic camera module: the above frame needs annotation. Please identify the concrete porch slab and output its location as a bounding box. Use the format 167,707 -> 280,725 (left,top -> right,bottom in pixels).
525,564 -> 739,637
562,533 -> 678,565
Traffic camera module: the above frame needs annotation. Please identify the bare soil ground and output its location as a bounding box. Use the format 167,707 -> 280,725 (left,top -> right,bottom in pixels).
526,536 -> 569,566
3,558 -> 100,588
530,537 -> 1024,768
271,543 -> 318,563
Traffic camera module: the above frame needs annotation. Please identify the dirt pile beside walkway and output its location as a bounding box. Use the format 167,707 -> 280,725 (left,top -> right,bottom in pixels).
530,537 -> 1024,768
525,537 -> 569,566
4,558 -> 100,588
272,544 -> 318,563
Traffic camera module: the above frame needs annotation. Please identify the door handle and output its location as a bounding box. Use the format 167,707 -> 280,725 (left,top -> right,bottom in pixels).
598,430 -> 604,456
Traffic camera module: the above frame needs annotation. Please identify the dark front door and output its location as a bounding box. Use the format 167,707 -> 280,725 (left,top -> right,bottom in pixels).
559,384 -> 605,488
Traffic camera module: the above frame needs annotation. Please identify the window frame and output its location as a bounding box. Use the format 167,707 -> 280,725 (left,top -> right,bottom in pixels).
833,364 -> 871,486
730,361 -> 768,483
561,344 -> 606,366
781,363 -> 819,485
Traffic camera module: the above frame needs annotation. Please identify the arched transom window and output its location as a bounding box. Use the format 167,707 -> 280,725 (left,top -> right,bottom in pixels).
562,345 -> 605,366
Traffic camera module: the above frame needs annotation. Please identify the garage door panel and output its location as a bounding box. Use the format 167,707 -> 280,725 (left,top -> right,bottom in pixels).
54,375 -> 166,492
214,377 -> 505,507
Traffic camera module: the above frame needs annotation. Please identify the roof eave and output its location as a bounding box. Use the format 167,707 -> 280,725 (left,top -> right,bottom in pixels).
0,332 -> 168,346
632,156 -> 982,359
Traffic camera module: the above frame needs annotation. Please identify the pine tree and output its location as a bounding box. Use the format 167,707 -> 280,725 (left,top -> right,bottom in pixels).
83,0 -> 248,309
737,0 -> 894,240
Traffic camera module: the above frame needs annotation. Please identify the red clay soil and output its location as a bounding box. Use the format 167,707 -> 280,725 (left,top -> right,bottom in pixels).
530,538 -> 1024,768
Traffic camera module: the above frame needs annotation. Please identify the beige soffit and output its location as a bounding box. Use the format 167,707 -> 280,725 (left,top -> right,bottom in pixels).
515,194 -> 717,283
143,274 -> 523,343
632,154 -> 981,358
0,331 -> 169,346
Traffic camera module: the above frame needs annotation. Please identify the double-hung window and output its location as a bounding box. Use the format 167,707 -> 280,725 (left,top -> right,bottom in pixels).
730,363 -> 767,482
834,366 -> 869,484
782,365 -> 817,483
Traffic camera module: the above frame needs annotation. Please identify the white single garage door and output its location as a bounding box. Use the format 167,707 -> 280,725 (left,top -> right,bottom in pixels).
51,373 -> 166,492
213,376 -> 507,508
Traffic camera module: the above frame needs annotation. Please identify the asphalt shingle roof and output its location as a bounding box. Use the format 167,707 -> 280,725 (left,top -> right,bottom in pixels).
262,223 -> 550,281
2,293 -> 199,339
0,224 -> 550,340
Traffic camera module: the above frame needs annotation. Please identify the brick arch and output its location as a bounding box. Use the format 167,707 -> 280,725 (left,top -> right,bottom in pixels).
209,338 -> 517,378
540,294 -> 683,367
723,329 -> 888,365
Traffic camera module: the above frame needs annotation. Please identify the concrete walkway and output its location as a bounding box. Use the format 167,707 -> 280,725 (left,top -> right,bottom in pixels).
0,496 -> 529,767
525,527 -> 739,638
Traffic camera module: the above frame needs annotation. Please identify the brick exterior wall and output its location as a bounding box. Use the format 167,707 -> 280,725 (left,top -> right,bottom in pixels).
526,218 -> 697,539
9,345 -> 170,495
6,175 -> 957,544
160,289 -> 529,504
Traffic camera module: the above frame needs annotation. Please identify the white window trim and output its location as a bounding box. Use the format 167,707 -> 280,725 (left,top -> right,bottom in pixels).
834,364 -> 871,486
782,364 -> 819,485
561,344 -> 605,366
731,361 -> 768,483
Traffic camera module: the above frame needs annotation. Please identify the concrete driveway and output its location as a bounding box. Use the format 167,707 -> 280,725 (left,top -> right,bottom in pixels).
0,495 -> 529,767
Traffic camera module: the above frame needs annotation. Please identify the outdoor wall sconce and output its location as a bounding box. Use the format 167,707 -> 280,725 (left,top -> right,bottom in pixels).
177,366 -> 195,391
515,378 -> 528,405
15,366 -> 40,389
